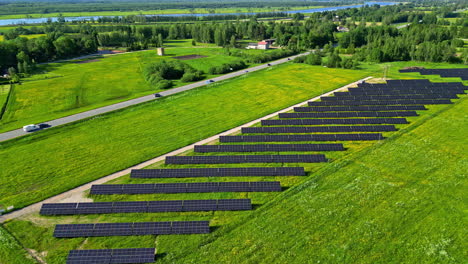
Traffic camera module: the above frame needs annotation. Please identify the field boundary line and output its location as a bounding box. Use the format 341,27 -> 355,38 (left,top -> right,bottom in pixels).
0,76 -> 371,223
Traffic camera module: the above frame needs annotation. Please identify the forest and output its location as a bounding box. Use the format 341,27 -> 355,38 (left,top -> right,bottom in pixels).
0,2 -> 467,76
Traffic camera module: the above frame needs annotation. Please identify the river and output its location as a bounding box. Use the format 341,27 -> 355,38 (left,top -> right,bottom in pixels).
0,2 -> 397,26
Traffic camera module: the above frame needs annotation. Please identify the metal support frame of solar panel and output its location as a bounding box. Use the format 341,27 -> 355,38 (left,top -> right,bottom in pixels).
220,134 -> 384,143
242,125 -> 397,134
165,154 -> 327,164
55,221 -> 210,238
308,99 -> 452,106
131,167 -> 305,178
279,111 -> 418,118
66,248 -> 155,264
261,118 -> 408,126
91,181 -> 281,195
294,106 -> 427,112
321,94 -> 458,100
40,199 -> 252,215
194,144 -> 344,153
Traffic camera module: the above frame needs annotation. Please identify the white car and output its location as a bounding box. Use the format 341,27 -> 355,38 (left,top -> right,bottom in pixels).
23,124 -> 40,132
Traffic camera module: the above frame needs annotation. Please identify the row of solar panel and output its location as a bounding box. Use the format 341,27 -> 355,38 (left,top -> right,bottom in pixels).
294,105 -> 427,112
165,154 -> 328,164
220,134 -> 384,142
279,111 -> 418,118
321,94 -> 458,100
242,125 -> 396,134
308,99 -> 452,106
262,118 -> 408,126
40,199 -> 252,215
195,144 -> 344,152
131,167 -> 305,178
348,88 -> 466,94
399,69 -> 468,73
335,90 -> 465,96
67,248 -> 155,264
359,79 -> 466,87
357,83 -> 466,89
55,221 -> 209,238
399,69 -> 468,80
90,181 -> 281,195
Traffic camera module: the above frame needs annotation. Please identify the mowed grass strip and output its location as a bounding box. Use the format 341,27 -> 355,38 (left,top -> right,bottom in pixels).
0,63 -> 367,209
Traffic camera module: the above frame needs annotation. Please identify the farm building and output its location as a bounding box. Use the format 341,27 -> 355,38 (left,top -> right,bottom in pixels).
246,39 -> 275,50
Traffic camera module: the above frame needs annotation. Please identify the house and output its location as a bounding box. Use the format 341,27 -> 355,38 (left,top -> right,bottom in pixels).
246,43 -> 258,49
257,41 -> 270,50
336,26 -> 350,32
246,39 -> 275,50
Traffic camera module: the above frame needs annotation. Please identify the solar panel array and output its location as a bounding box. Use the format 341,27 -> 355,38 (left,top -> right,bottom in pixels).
165,154 -> 327,164
321,94 -> 458,100
66,248 -> 155,264
194,143 -> 344,152
399,68 -> 468,80
40,199 -> 252,215
242,125 -> 397,134
220,134 -> 384,142
308,99 -> 452,106
295,105 -> 427,112
262,118 -> 408,125
55,221 -> 210,238
90,181 -> 281,195
131,167 -> 305,178
279,111 -> 418,118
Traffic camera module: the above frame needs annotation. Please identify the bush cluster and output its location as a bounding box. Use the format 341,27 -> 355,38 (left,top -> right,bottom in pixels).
208,60 -> 247,75
143,60 -> 204,89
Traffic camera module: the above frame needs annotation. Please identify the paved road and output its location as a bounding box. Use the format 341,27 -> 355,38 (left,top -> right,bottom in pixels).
0,52 -> 309,142
0,76 -> 371,223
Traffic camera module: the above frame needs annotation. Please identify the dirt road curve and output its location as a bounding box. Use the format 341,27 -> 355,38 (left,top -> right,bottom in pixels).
0,76 -> 371,223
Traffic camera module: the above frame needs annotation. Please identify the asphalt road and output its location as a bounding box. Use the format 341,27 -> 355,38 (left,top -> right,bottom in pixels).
0,52 -> 309,142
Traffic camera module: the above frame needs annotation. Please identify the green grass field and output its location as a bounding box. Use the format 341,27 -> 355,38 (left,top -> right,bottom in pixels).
0,63 -> 369,210
0,43 -> 267,133
1,75 -> 466,264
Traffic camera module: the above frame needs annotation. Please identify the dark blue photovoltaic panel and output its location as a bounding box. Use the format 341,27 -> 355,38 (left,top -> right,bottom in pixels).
41,199 -> 252,215
242,125 -> 396,134
294,105 -> 427,112
279,111 -> 418,118
308,99 -> 452,106
131,167 -> 305,178
66,248 -> 155,264
165,154 -> 327,164
194,144 -> 344,152
54,221 -> 210,238
261,118 -> 408,125
220,134 -> 384,143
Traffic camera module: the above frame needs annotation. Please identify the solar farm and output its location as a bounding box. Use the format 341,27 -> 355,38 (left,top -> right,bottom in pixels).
28,75 -> 466,263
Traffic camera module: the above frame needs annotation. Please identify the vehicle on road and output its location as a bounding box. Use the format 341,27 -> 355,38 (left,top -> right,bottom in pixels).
245,70 -> 249,73
206,80 -> 215,84
154,93 -> 163,98
267,63 -> 271,66
23,124 -> 40,132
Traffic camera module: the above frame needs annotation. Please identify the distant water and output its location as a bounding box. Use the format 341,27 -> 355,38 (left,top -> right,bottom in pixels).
0,2 -> 397,26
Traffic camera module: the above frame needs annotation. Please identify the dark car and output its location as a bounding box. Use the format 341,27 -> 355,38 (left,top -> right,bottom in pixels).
267,63 -> 271,66
154,93 -> 163,98
287,58 -> 291,61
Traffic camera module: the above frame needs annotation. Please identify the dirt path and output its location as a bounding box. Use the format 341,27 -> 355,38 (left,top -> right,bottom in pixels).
0,76 -> 371,223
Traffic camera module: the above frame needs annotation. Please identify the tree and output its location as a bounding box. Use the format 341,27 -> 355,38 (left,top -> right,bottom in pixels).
230,35 -> 236,47
192,40 -> 196,46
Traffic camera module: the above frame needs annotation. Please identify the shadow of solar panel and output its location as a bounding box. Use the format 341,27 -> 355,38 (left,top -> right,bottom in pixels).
147,200 -> 183,212
110,248 -> 155,264
294,105 -> 427,112
113,201 -> 148,213
90,185 -> 123,195
172,221 -> 210,234
217,199 -> 252,210
182,200 -> 218,211
67,249 -> 113,264
262,118 -> 407,125
54,224 -> 95,238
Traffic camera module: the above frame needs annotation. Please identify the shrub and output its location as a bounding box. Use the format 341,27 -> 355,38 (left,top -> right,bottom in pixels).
208,60 -> 247,74
181,70 -> 204,82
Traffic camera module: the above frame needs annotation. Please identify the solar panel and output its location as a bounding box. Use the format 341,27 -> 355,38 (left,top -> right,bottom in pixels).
131,167 -> 305,178
66,248 -> 155,264
41,199 -> 252,215
242,125 -> 397,134
279,111 -> 418,118
220,133 -> 384,142
55,221 -> 210,238
261,118 -> 408,125
165,154 -> 328,164
194,143 -> 344,152
321,94 -> 458,100
308,99 -> 452,106
294,105 -> 427,112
